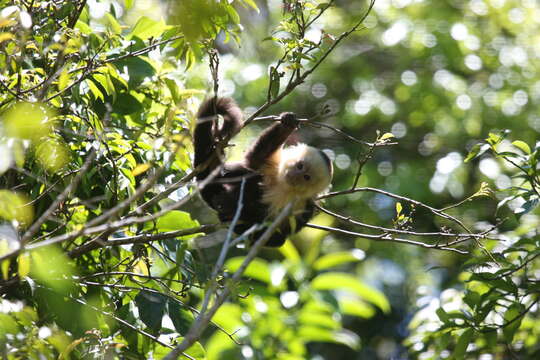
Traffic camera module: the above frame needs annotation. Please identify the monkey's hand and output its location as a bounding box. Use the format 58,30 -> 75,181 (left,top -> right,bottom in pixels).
279,112 -> 299,128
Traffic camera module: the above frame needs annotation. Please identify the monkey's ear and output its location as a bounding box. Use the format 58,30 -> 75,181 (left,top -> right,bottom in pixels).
279,112 -> 298,128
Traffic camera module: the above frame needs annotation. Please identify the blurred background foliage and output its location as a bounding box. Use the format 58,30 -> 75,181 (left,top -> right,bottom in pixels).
0,0 -> 539,359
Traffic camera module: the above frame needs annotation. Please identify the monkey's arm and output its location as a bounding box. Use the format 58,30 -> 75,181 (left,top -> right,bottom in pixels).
244,112 -> 298,170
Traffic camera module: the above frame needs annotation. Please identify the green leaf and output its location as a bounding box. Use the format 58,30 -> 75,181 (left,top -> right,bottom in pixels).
485,330 -> 497,349
212,303 -> 243,333
240,0 -> 259,11
486,132 -> 503,146
298,325 -> 334,342
453,328 -> 473,358
338,298 -> 375,318
75,20 -> 92,34
225,257 -> 271,283
154,210 -> 199,232
86,79 -> 104,101
167,299 -> 194,335
225,5 -> 240,24
113,57 -> 155,87
58,69 -> 70,90
463,291 -> 481,310
512,140 -> 531,154
17,253 -> 30,278
379,132 -> 395,141
30,247 -> 75,294
313,250 -> 365,271
436,308 -> 450,323
92,73 -> 114,96
298,310 -> 339,329
0,314 -> 19,335
185,341 -> 206,359
311,273 -> 390,313
112,92 -> 143,115
134,291 -> 166,332
464,143 -> 489,162
105,13 -> 122,34
128,16 -> 168,40
503,303 -> 525,342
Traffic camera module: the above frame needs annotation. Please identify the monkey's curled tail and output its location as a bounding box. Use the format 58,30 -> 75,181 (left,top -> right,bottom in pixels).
194,97 -> 243,179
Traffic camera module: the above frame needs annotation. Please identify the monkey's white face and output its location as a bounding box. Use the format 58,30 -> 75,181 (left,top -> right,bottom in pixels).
280,144 -> 333,199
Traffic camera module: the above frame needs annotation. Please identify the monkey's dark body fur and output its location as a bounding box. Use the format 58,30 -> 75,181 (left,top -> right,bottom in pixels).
194,97 -> 315,247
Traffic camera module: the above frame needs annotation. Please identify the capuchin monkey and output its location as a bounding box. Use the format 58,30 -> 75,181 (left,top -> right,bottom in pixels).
194,97 -> 333,247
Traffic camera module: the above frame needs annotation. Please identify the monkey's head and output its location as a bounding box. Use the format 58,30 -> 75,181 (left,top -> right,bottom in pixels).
279,144 -> 333,199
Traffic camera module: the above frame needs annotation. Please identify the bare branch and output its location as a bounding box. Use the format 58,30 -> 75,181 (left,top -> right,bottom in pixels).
305,223 -> 468,254
319,187 -> 471,233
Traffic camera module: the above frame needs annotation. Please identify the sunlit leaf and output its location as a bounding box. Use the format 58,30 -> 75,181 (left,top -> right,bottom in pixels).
226,257 -> 271,283
128,16 -> 168,40
30,247 -> 75,294
240,0 -> 259,11
298,325 -> 334,342
338,298 -> 375,318
212,303 -> 243,333
132,163 -> 150,176
35,138 -> 70,172
486,132 -> 503,146
313,250 -> 364,271
0,32 -> 14,43
185,341 -> 206,359
379,132 -> 395,141
311,273 -> 390,313
154,210 -> 199,232
279,240 -> 301,262
1,256 -> 9,279
58,69 -> 70,91
105,13 -> 122,34
17,253 -> 30,278
87,79 -> 104,101
512,140 -> 531,154
3,103 -> 55,142
0,190 -> 34,227
464,143 -> 489,163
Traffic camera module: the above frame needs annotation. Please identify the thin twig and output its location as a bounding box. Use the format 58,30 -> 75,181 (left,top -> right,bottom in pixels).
318,187 -> 471,233
306,223 -> 468,254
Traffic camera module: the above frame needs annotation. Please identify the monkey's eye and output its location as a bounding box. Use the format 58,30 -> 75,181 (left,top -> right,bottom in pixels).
304,174 -> 311,181
296,162 -> 304,170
